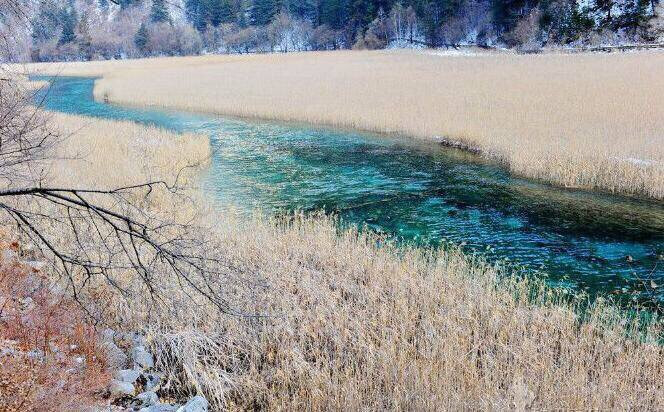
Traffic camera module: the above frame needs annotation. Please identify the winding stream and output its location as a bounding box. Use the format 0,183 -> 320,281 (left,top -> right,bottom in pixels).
37,76 -> 664,303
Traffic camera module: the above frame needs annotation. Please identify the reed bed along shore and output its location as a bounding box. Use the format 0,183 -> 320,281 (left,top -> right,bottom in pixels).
9,110 -> 661,410
45,111 -> 209,193
23,49 -> 664,199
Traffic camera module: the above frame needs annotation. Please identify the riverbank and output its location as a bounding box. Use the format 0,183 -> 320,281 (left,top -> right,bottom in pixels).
2,107 -> 662,409
22,49 -> 664,200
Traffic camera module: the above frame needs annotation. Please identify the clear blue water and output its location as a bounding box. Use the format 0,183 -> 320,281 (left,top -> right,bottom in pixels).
36,76 -> 664,303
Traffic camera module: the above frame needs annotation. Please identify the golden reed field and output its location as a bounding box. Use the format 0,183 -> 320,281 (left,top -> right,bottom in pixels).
4,103 -> 659,410
23,49 -> 664,199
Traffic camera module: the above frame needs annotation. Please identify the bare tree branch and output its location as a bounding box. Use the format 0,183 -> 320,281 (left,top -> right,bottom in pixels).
0,0 -> 246,323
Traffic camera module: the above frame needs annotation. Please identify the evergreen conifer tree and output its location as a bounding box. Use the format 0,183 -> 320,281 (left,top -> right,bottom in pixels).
135,22 -> 149,51
186,0 -> 206,30
250,0 -> 280,26
98,0 -> 109,13
77,12 -> 93,58
594,0 -> 615,26
32,0 -> 63,43
318,0 -> 350,30
285,0 -> 317,21
59,9 -> 77,45
151,0 -> 171,23
491,0 -> 532,34
209,0 -> 235,26
118,0 -> 138,9
620,0 -> 652,36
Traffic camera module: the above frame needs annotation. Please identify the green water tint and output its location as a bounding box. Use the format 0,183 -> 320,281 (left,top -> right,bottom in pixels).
35,76 -> 664,304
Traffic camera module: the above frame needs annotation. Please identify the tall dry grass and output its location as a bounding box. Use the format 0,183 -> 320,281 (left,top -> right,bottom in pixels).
41,111 -> 210,226
45,111 -> 209,192
24,50 -> 664,199
27,112 -> 664,410
143,213 -> 664,410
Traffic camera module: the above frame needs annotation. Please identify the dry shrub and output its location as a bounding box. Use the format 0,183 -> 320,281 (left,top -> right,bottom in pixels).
145,22 -> 203,57
0,111 -> 211,410
22,50 -> 664,199
504,9 -> 542,52
0,234 -> 109,411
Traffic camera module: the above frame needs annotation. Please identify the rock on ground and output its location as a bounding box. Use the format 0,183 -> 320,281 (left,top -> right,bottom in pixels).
115,369 -> 141,384
139,404 -> 179,412
142,372 -> 162,392
104,341 -> 129,370
176,396 -> 208,412
109,379 -> 135,398
135,391 -> 159,407
132,346 -> 154,370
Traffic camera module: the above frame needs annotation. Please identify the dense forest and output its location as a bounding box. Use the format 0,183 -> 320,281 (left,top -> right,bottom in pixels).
5,0 -> 664,61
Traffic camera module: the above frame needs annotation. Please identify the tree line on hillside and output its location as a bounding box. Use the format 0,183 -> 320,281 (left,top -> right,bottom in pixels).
5,0 -> 664,62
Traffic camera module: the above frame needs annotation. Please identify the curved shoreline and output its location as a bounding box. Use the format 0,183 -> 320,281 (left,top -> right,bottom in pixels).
25,50 -> 664,199
87,72 -> 663,204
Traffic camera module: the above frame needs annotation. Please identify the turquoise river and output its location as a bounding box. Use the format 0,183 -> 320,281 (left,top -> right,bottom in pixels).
37,76 -> 664,304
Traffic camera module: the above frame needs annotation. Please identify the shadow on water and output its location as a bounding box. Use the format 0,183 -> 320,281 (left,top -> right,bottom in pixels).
34,75 -> 664,305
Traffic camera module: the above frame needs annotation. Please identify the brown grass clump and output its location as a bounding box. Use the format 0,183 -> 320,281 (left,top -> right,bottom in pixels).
0,234 -> 109,411
9,111 -> 663,410
24,49 -> 664,199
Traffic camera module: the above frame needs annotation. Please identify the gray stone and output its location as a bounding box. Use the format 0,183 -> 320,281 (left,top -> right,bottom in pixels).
103,341 -> 128,370
131,333 -> 148,348
116,331 -> 147,349
132,346 -> 154,369
26,349 -> 44,360
19,297 -> 35,310
1,346 -> 17,357
135,391 -> 159,407
2,249 -> 17,261
176,396 -> 208,412
24,260 -> 46,271
108,379 -> 134,398
114,332 -> 133,348
100,328 -> 116,343
139,404 -> 179,412
82,405 -> 125,412
114,369 -> 141,384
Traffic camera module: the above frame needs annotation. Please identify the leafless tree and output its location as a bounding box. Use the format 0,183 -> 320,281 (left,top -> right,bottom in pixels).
0,0 -> 235,321
224,26 -> 261,54
650,2 -> 664,41
440,16 -> 468,47
309,25 -> 337,50
503,8 -> 542,52
144,21 -> 202,56
267,11 -> 294,52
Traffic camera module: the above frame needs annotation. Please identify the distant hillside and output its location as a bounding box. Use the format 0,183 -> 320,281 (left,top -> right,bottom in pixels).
4,0 -> 664,62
